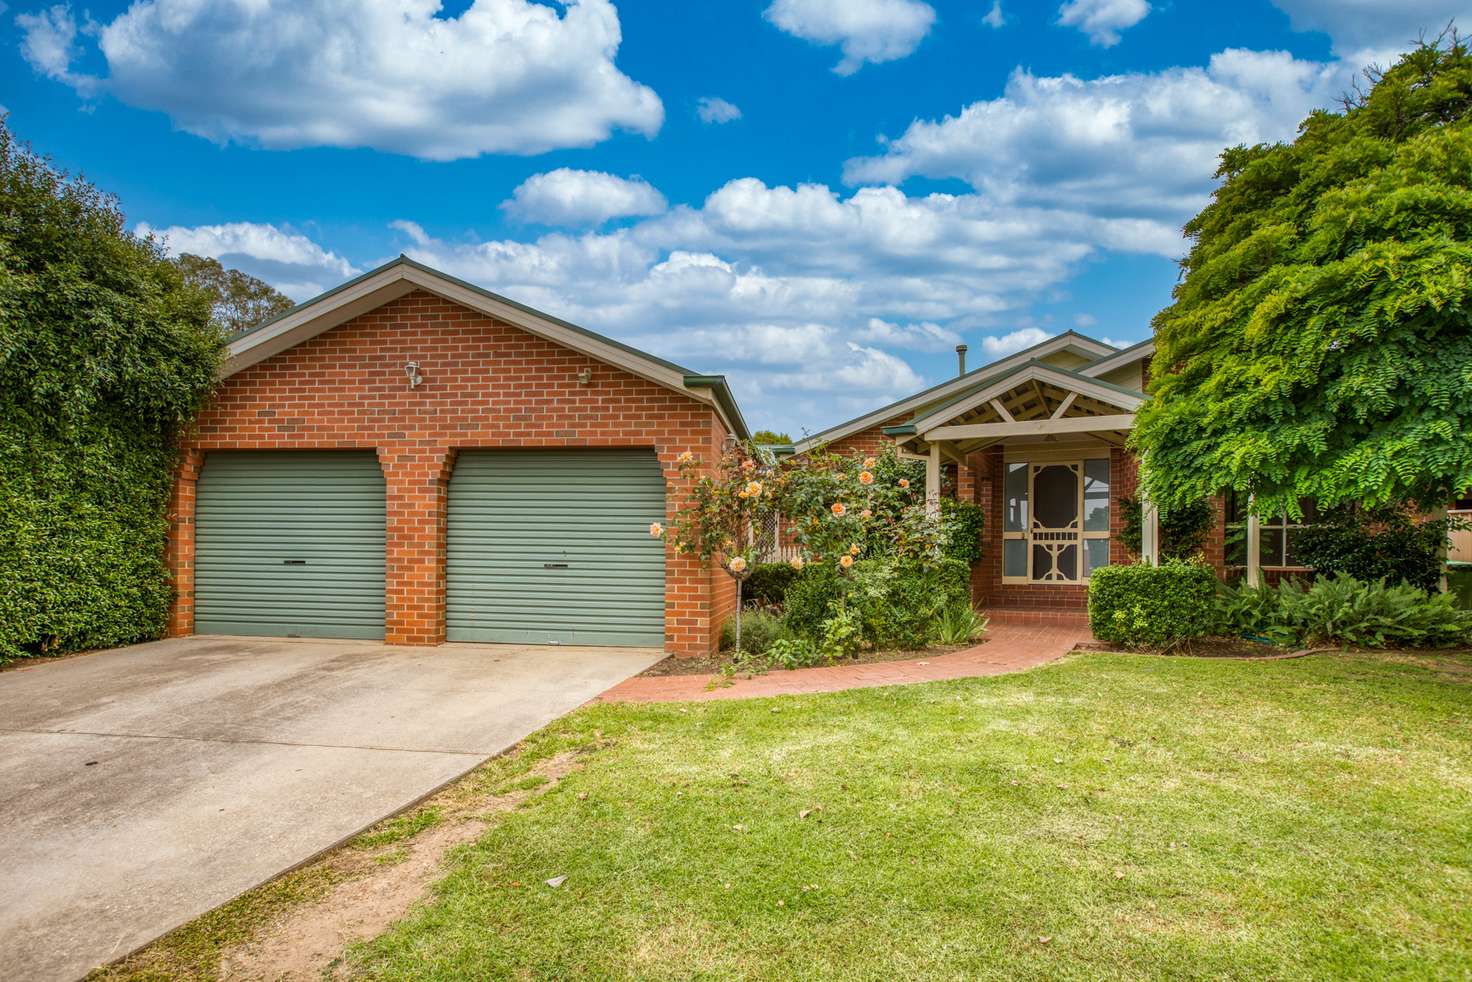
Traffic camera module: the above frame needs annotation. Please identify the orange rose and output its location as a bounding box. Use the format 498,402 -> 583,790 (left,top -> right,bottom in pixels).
830,502 -> 846,516
839,554 -> 854,568
859,470 -> 874,485
863,457 -> 876,469
861,508 -> 872,519
898,478 -> 910,489
728,556 -> 748,573
849,544 -> 860,556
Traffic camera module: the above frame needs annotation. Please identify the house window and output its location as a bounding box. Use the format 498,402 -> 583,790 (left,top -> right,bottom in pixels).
1223,491 -> 1316,568
1001,458 -> 1110,583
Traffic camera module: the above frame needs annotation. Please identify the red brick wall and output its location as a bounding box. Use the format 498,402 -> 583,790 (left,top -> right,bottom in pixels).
167,289 -> 731,657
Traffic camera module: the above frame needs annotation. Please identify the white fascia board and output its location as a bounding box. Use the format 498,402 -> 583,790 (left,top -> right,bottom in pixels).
911,364 -> 1143,434
792,333 -> 1116,453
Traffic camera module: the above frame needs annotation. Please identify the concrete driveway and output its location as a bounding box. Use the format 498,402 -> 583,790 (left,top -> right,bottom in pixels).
0,636 -> 660,982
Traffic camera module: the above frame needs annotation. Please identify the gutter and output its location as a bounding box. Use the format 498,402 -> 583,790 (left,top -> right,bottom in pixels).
682,374 -> 751,441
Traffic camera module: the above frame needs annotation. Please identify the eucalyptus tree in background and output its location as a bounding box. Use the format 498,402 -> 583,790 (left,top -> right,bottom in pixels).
173,252 -> 295,336
1133,37 -> 1472,520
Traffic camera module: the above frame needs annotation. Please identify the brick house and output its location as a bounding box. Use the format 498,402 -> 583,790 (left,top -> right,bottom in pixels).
166,257 -> 744,657
792,333 -> 1264,615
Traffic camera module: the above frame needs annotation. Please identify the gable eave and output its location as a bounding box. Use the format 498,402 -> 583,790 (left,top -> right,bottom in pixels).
791,331 -> 1117,453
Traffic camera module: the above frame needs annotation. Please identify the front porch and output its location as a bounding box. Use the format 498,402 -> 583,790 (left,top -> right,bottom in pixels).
890,359 -> 1163,613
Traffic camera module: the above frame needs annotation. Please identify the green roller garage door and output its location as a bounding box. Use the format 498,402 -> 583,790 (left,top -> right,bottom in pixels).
447,450 -> 666,645
194,451 -> 386,639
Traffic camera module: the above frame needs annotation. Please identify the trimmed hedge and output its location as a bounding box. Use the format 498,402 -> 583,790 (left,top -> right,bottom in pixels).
0,122 -> 221,662
744,562 -> 800,607
1088,561 -> 1217,648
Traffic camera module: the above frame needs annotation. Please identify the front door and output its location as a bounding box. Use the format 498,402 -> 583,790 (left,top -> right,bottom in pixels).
1030,463 -> 1081,582
1001,457 -> 1111,584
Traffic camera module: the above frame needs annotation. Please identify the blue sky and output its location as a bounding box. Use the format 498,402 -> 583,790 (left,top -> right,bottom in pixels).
3,0 -> 1461,435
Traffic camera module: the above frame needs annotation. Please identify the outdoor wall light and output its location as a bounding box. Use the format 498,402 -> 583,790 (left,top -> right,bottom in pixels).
404,361 -> 424,388
577,368 -> 593,386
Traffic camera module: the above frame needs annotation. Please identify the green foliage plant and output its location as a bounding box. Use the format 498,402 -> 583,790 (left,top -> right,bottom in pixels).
939,496 -> 986,566
1291,505 -> 1457,593
1134,39 -> 1472,520
1087,561 -> 1219,649
719,608 -> 790,654
764,636 -> 824,670
0,120 -> 222,662
935,604 -> 989,645
1217,574 -> 1472,648
1120,495 -> 1215,560
744,561 -> 801,608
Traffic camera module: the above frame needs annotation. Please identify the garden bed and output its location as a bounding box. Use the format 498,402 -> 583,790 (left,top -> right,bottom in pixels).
638,640 -> 976,678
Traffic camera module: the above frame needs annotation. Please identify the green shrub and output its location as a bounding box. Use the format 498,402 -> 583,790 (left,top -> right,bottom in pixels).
935,604 -> 988,645
1217,574 -> 1472,648
745,562 -> 800,607
764,637 -> 824,670
1088,561 -> 1218,648
1292,506 -> 1453,594
847,557 -> 971,650
0,122 -> 222,663
782,564 -> 846,640
940,497 -> 986,566
819,603 -> 864,660
1121,496 -> 1215,560
719,608 -> 790,654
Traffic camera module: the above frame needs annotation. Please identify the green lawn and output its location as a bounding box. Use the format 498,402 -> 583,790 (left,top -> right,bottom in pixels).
346,651 -> 1472,981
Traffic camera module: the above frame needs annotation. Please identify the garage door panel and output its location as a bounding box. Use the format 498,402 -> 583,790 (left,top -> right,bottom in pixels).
447,450 -> 666,646
195,451 -> 387,640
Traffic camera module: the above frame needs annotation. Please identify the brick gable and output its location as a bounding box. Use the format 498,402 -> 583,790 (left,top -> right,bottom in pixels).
168,289 -> 733,656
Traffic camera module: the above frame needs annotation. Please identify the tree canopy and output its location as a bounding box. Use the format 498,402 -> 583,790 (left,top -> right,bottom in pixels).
1133,38 -> 1472,518
174,252 -> 295,336
751,429 -> 794,444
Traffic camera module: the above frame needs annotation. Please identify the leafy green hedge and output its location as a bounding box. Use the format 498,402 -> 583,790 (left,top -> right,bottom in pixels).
0,122 -> 221,662
1088,561 -> 1218,648
1291,506 -> 1452,594
940,497 -> 985,566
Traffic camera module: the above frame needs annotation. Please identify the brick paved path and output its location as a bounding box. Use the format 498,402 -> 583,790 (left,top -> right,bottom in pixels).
597,612 -> 1091,703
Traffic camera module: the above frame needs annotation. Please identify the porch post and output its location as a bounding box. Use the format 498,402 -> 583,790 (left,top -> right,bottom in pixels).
1138,456 -> 1160,566
1245,501 -> 1263,588
1140,492 -> 1160,566
926,443 -> 942,517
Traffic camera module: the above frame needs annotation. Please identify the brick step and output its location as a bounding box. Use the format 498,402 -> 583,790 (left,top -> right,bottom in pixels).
982,608 -> 1091,627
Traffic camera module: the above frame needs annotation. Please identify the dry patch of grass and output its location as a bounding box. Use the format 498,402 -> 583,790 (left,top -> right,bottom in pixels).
90,751 -> 583,982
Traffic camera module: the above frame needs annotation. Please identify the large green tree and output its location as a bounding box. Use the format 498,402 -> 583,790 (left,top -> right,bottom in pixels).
1134,39 -> 1472,518
174,252 -> 294,336
0,120 -> 222,660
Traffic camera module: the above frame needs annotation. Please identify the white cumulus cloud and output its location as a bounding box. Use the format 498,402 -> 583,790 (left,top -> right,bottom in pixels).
764,0 -> 936,75
855,317 -> 963,351
845,49 -> 1347,229
1268,0 -> 1469,63
981,327 -> 1052,357
983,1 -> 1006,29
502,169 -> 667,226
1056,0 -> 1151,47
135,221 -> 359,301
696,96 -> 743,124
20,0 -> 662,160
